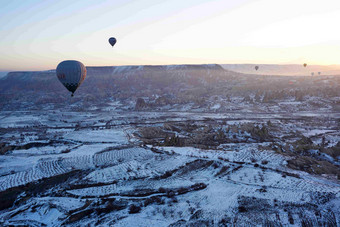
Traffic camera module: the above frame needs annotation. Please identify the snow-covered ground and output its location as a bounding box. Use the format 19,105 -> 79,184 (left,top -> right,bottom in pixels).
0,109 -> 339,226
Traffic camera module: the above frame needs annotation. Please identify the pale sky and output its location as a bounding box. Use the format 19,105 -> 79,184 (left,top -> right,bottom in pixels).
1,0 -> 340,71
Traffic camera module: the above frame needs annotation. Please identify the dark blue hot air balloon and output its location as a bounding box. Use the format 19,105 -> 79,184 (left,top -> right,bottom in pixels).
108,37 -> 116,47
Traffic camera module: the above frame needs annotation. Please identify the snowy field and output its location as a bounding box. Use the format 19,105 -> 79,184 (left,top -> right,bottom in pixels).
0,109 -> 339,226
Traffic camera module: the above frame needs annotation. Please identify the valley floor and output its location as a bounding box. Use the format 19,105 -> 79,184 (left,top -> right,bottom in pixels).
0,108 -> 339,226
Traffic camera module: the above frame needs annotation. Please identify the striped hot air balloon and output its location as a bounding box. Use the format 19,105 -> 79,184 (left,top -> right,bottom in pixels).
56,60 -> 86,97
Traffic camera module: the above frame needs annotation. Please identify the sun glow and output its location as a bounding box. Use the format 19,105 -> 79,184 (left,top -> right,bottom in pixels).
1,0 -> 340,70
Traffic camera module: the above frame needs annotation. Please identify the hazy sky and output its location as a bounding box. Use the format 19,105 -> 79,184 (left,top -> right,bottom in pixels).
1,0 -> 340,71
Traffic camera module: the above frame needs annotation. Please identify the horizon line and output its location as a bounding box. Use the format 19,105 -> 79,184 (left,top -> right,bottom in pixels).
3,62 -> 340,73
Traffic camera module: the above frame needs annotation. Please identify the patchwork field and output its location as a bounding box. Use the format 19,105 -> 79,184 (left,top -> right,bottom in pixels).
0,108 -> 339,226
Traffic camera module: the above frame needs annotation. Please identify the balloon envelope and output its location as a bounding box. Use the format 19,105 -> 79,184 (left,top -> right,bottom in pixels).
109,37 -> 116,47
56,60 -> 86,96
303,63 -> 307,67
255,66 -> 259,71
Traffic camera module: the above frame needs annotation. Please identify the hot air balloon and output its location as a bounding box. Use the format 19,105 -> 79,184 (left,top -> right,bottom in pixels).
318,72 -> 321,75
108,37 -> 116,47
303,63 -> 307,67
311,72 -> 314,76
255,66 -> 259,71
56,60 -> 86,97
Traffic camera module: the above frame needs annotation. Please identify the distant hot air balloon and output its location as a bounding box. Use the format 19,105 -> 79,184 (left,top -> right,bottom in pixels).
303,63 -> 307,67
318,72 -> 321,75
311,72 -> 314,76
255,66 -> 259,71
108,37 -> 116,47
56,60 -> 86,97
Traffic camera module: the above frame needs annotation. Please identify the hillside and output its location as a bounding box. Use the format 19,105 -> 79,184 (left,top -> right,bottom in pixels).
1,64 -> 340,112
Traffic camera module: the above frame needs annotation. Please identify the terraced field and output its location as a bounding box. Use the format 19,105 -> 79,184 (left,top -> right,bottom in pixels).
0,110 -> 339,226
